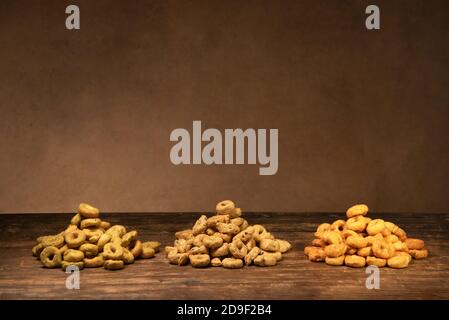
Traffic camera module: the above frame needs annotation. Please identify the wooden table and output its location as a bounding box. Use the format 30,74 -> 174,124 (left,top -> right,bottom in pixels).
0,212 -> 448,299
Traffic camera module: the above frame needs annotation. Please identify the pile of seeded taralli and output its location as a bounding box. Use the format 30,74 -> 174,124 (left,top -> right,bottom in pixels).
165,200 -> 292,268
304,204 -> 429,268
32,203 -> 160,271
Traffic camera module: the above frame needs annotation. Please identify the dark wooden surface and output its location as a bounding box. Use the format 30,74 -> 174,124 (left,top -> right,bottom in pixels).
0,212 -> 448,300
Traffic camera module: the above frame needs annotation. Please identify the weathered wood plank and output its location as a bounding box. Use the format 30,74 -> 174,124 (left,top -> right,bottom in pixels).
0,213 -> 448,299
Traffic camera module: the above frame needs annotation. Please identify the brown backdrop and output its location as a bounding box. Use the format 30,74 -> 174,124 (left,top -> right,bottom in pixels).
1,0 -> 448,214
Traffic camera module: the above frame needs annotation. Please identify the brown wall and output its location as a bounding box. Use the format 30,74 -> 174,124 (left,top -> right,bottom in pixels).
1,0 -> 448,214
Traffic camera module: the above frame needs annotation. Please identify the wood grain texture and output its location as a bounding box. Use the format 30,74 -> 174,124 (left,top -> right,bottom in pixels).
0,213 -> 448,300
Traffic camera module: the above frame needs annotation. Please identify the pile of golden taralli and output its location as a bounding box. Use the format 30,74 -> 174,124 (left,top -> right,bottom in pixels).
165,200 -> 292,268
32,203 -> 160,271
304,204 -> 429,268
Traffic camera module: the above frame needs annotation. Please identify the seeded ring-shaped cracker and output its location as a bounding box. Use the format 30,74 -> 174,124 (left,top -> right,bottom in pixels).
324,243 -> 346,258
345,216 -> 368,232
325,255 -> 345,266
213,232 -> 230,243
244,247 -> 260,266
245,238 -> 256,251
80,218 -> 102,229
77,203 -> 100,218
277,239 -> 292,253
129,240 -> 143,258
222,257 -> 243,268
175,239 -> 191,253
64,230 -> 86,248
372,240 -> 395,259
229,207 -> 242,218
99,220 -> 111,230
346,247 -> 357,255
189,254 -> 210,267
216,200 -> 235,215
263,251 -> 282,262
234,227 -> 254,243
357,246 -> 373,257
211,243 -> 229,257
229,239 -> 248,259
392,241 -> 408,252
409,248 -> 428,259
192,215 -> 208,236
64,249 -> 85,262
203,235 -> 223,249
394,252 -> 412,263
97,233 -> 112,250
346,236 -> 368,249
307,247 -> 326,262
175,229 -> 194,240
387,255 -> 410,268
367,219 -> 386,236
259,238 -> 280,252
323,231 -> 344,245
210,257 -> 222,267
168,251 -> 189,265
84,255 -> 104,268
385,234 -> 400,243
122,248 -> 135,264
405,238 -> 425,250
314,223 -> 331,238
79,243 -> 98,258
385,221 -> 398,233
345,255 -> 366,268
140,245 -> 155,259
392,226 -> 407,241
230,217 -> 245,228
70,213 -> 82,226
330,220 -> 346,232
103,243 -> 124,260
366,256 -> 387,267
40,246 -> 62,268
254,254 -> 277,267
312,238 -> 326,247
41,234 -> 65,248
104,259 -> 124,270
105,225 -> 126,237
192,234 -> 207,247
346,204 -> 368,218
121,231 -> 138,247
190,245 -> 208,255
83,228 -> 104,244
59,244 -> 69,255
32,243 -> 45,257
206,215 -> 230,228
